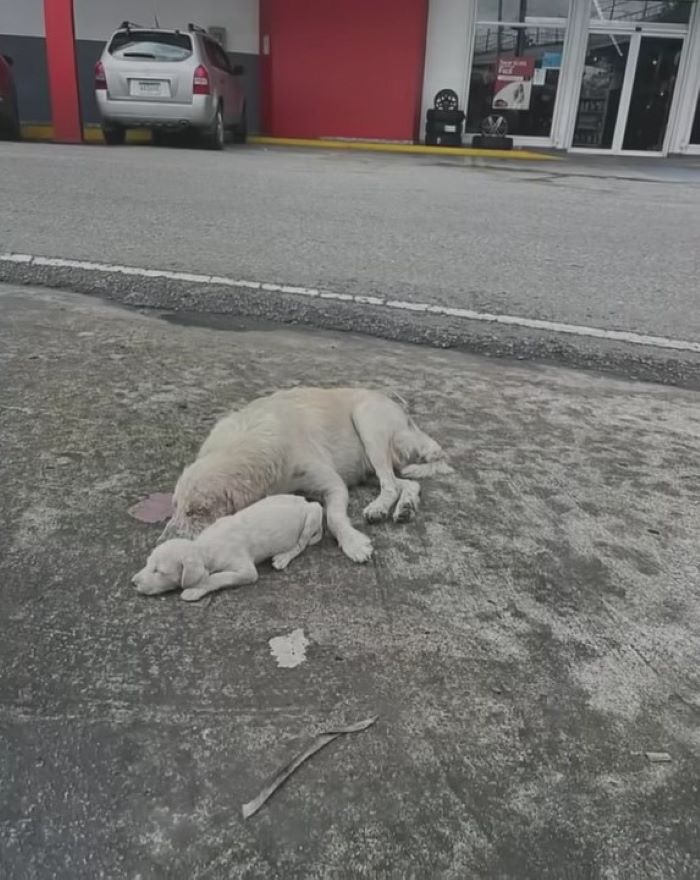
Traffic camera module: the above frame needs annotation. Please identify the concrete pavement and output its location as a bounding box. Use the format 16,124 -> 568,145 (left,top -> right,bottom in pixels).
1,283 -> 699,878
1,143 -> 700,386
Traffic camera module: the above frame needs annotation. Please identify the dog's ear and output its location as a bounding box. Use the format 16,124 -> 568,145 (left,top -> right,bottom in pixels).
180,553 -> 206,589
225,480 -> 264,514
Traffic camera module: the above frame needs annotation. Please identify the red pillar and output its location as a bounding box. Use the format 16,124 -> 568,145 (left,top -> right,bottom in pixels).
43,0 -> 82,142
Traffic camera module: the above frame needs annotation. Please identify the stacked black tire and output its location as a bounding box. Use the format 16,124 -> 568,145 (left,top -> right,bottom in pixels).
425,89 -> 464,147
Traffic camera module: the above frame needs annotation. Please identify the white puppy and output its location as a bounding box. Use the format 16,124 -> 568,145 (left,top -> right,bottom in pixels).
133,495 -> 323,602
164,387 -> 451,564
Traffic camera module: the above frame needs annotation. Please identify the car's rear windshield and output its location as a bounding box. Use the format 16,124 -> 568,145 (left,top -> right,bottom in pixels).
108,31 -> 193,62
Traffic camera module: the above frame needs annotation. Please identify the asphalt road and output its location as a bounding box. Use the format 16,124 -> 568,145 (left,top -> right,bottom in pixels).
1,142 -> 699,383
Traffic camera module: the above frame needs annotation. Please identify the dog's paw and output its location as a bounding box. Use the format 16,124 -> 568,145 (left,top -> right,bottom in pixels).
272,552 -> 293,571
181,587 -> 208,602
393,497 -> 417,523
363,499 -> 390,524
340,529 -> 373,563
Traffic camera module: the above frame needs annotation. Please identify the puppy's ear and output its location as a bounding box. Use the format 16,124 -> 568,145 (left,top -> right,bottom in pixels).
180,554 -> 206,589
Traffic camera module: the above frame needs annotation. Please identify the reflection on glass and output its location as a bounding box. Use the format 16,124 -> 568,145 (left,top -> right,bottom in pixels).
589,0 -> 691,25
466,26 -> 566,137
477,0 -> 570,19
691,90 -> 700,145
623,37 -> 682,151
573,34 -> 630,148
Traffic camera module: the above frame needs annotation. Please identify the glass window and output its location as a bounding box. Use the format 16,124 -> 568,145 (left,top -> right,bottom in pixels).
477,1 -> 570,19
589,1 -> 692,25
689,89 -> 700,145
623,36 -> 682,150
572,34 -> 631,147
205,39 -> 231,73
466,26 -> 567,137
109,31 -> 193,62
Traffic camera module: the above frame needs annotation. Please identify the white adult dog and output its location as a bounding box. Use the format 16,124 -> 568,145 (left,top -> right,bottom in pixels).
165,386 -> 451,563
133,495 -> 324,602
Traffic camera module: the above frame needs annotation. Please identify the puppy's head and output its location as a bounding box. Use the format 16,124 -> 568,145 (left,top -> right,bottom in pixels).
132,539 -> 207,595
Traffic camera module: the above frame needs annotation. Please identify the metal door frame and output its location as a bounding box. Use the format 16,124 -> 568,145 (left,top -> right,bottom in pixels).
569,20 -> 689,156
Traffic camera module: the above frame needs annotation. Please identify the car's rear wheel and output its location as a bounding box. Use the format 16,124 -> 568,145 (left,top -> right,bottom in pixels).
204,105 -> 224,151
103,125 -> 126,146
232,103 -> 247,144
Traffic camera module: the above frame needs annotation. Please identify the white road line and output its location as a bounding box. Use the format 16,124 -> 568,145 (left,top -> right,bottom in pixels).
2,251 -> 699,355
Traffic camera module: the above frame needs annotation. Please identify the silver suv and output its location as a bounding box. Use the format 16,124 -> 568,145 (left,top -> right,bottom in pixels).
95,22 -> 246,149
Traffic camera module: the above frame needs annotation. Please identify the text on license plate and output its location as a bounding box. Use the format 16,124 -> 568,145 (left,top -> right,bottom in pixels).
132,80 -> 167,97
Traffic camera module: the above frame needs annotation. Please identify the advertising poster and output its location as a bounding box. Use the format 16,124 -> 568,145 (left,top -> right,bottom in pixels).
492,57 -> 535,111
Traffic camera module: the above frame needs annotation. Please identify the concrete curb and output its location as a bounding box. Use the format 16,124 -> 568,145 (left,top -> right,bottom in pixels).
18,124 -> 558,160
1,259 -> 698,390
248,136 -> 559,161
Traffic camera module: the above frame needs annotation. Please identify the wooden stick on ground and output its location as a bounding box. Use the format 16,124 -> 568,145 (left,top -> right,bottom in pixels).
242,715 -> 379,820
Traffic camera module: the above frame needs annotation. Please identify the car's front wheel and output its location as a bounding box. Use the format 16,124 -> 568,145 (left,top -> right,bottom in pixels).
103,124 -> 126,146
203,105 -> 224,151
0,89 -> 21,140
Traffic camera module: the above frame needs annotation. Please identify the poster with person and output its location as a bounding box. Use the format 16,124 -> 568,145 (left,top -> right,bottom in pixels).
492,57 -> 535,110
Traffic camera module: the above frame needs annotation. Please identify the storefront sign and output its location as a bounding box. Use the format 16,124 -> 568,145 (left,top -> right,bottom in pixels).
493,57 -> 535,111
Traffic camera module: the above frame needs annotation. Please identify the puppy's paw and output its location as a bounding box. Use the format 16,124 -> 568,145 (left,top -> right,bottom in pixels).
339,529 -> 373,563
363,500 -> 390,524
272,552 -> 293,571
181,587 -> 208,602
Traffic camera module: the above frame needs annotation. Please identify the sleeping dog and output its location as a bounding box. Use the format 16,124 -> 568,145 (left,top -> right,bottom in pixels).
133,494 -> 323,602
163,387 -> 451,564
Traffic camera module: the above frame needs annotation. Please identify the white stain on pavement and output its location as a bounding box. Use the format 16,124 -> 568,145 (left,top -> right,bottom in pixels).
269,628 -> 310,668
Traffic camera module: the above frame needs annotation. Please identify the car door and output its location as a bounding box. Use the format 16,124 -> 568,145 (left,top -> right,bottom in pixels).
204,38 -> 234,125
216,43 -> 243,124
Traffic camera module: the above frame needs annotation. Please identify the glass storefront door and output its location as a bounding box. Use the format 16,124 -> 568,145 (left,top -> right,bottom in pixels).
691,89 -> 700,147
572,31 -> 683,153
623,37 -> 683,151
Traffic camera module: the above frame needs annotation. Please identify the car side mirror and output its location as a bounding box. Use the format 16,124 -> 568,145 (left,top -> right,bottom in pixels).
232,64 -> 244,76
2,54 -> 14,66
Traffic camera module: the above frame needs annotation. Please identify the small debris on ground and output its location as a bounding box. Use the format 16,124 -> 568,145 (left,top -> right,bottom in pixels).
269,628 -> 310,668
645,751 -> 672,763
128,492 -> 174,524
242,715 -> 378,820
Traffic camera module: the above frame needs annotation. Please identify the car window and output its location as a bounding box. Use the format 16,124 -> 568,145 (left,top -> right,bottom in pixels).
109,31 -> 193,62
205,38 -> 231,73
0,57 -> 12,91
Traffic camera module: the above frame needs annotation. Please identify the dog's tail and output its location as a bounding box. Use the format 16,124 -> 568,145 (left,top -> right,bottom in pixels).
387,389 -> 410,412
398,425 -> 453,478
400,459 -> 454,478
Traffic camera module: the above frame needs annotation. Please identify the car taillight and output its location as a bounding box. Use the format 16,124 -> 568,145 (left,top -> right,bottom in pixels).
95,61 -> 107,91
193,64 -> 210,95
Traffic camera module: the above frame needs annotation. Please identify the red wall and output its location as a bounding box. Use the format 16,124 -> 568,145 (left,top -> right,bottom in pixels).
260,0 -> 428,141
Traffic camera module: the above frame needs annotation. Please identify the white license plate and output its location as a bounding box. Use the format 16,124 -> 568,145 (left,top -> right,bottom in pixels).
131,80 -> 167,97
